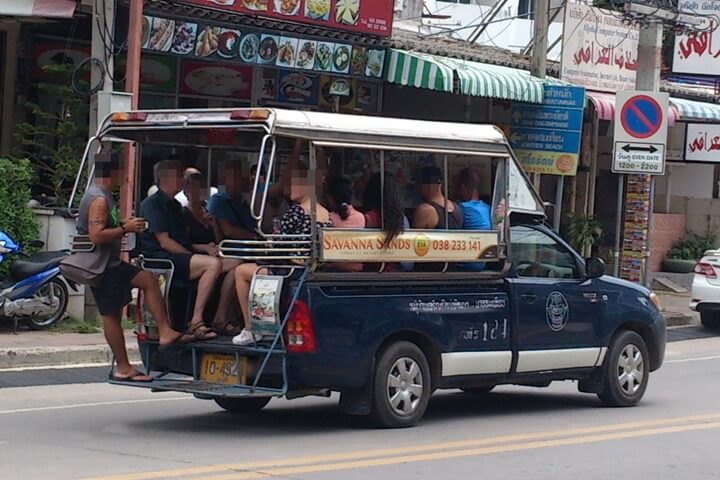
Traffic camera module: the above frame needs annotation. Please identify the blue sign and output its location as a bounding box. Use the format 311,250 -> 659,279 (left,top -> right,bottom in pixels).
620,95 -> 662,140
509,85 -> 585,176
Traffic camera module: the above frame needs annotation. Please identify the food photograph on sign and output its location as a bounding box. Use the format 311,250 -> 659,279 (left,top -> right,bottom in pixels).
278,70 -> 318,104
305,0 -> 331,21
277,36 -> 299,68
258,34 -> 279,64
180,61 -> 252,98
171,22 -> 199,55
149,17 -> 175,52
195,25 -> 221,57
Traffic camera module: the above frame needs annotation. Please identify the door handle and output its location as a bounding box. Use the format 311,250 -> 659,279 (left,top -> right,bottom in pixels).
521,293 -> 537,303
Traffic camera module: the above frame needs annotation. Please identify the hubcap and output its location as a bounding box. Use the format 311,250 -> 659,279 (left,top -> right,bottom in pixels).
617,344 -> 644,396
387,357 -> 423,417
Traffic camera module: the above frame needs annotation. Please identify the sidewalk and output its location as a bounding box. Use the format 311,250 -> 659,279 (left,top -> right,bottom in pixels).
656,292 -> 699,327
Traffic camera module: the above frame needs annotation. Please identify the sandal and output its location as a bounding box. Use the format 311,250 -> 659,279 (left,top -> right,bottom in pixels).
111,369 -> 153,382
211,320 -> 243,337
159,331 -> 194,349
187,322 -> 219,341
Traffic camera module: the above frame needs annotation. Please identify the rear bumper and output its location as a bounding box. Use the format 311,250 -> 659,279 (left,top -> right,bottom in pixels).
690,276 -> 720,311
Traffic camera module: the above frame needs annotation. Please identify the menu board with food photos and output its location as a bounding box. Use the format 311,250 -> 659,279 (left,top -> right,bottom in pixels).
142,15 -> 386,80
179,0 -> 393,37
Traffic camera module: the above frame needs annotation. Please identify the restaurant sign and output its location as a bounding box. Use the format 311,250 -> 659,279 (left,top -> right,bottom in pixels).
320,229 -> 500,263
685,123 -> 720,163
673,0 -> 720,76
179,0 -> 393,37
560,3 -> 638,92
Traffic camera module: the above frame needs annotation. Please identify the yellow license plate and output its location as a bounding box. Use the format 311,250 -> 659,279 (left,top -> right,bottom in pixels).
199,354 -> 248,385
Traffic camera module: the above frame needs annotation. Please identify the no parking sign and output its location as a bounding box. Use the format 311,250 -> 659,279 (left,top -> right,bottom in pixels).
612,91 -> 669,175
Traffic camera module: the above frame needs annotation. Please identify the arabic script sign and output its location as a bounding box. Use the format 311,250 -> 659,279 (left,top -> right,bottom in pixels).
561,3 -> 638,92
673,0 -> 720,76
685,123 -> 720,162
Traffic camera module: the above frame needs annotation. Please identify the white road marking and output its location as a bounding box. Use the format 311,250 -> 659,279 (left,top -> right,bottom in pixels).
666,355 -> 720,364
0,396 -> 191,415
0,362 -> 133,372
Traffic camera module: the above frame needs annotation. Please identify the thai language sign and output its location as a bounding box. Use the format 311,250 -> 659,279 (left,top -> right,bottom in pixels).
179,0 -> 393,37
673,0 -> 720,76
320,230 -> 500,263
510,85 -> 586,176
561,3 -> 638,92
685,123 -> 720,162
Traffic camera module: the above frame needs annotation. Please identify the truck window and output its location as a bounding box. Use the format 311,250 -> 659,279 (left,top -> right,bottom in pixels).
511,226 -> 578,279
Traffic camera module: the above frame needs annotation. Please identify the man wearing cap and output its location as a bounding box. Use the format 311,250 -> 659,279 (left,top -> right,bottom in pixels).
412,166 -> 464,230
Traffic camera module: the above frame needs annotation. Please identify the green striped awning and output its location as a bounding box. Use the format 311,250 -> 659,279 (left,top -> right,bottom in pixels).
669,97 -> 720,121
385,49 -> 549,104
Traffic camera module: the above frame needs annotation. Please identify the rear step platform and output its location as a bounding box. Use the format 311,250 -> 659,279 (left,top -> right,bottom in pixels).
108,377 -> 283,398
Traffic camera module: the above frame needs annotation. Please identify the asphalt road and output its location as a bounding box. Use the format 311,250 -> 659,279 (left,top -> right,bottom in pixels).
1,328 -> 720,480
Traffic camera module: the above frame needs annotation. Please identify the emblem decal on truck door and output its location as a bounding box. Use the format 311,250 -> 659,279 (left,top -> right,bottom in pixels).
546,291 -> 569,332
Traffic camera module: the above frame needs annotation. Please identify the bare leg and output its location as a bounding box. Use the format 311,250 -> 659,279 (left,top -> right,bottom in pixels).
104,312 -> 150,380
131,270 -> 191,345
188,254 -> 222,326
234,263 -> 258,330
213,260 -> 241,328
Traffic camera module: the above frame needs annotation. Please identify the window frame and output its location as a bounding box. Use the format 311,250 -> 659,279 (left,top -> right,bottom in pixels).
509,223 -> 585,281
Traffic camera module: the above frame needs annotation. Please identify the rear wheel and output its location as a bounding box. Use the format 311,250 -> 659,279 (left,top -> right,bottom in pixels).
214,397 -> 271,413
461,386 -> 495,394
700,310 -> 720,329
26,278 -> 68,330
370,341 -> 431,428
597,331 -> 649,407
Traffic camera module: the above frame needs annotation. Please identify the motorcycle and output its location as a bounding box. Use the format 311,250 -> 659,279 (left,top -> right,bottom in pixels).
0,231 -> 76,331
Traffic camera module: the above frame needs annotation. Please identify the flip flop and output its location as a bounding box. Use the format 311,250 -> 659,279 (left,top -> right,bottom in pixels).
111,370 -> 153,382
159,332 -> 194,349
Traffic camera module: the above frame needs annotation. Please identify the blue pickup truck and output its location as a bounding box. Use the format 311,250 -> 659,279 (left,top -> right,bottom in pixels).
81,109 -> 665,428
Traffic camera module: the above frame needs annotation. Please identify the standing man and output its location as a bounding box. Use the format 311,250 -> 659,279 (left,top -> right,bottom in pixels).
140,159 -> 222,340
77,154 -> 192,382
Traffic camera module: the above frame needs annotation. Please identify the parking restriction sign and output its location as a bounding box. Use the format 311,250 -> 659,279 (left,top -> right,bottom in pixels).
613,91 -> 669,175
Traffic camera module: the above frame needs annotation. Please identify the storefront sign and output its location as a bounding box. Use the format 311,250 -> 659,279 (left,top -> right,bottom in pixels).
179,0 -> 394,37
673,0 -> 720,76
685,123 -> 720,162
320,229 -> 500,263
142,15 -> 386,80
179,60 -> 253,97
32,41 -> 90,80
510,85 -> 585,176
561,3 -> 638,92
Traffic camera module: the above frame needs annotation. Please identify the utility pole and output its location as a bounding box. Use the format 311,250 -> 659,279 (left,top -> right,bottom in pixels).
89,0 -> 114,136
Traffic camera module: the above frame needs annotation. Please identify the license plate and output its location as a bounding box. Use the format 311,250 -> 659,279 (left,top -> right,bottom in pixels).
199,354 -> 248,385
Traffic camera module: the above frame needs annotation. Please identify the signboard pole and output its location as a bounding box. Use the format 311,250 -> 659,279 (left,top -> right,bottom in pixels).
553,176 -> 564,231
613,174 -> 624,277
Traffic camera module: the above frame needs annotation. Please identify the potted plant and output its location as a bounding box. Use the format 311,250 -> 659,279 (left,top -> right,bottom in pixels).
662,232 -> 717,273
564,214 -> 603,256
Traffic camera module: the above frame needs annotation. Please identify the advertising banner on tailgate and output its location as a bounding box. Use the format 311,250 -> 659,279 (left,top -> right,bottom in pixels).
673,0 -> 720,76
179,0 -> 394,37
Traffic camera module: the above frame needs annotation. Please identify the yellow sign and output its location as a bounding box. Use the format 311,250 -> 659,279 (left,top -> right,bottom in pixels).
320,229 -> 500,263
515,150 -> 579,176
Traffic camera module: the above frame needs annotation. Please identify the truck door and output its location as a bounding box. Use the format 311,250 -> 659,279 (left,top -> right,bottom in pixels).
508,224 -> 606,374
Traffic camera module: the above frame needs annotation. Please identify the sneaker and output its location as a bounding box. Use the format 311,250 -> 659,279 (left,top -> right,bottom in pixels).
232,329 -> 256,346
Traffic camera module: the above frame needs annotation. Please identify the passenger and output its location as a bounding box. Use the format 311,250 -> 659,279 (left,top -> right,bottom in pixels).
231,163 -> 332,346
325,176 -> 365,272
78,155 -> 192,382
362,173 -> 411,272
207,161 -> 257,240
412,166 -> 464,230
182,171 -> 243,335
455,167 -> 492,271
175,166 -> 218,208
139,159 -> 222,340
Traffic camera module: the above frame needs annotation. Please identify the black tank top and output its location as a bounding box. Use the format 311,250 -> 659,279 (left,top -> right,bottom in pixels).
429,201 -> 464,229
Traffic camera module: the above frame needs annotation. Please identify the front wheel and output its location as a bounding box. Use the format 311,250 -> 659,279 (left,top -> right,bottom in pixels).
214,397 -> 271,413
26,278 -> 68,330
597,331 -> 649,407
369,341 -> 431,428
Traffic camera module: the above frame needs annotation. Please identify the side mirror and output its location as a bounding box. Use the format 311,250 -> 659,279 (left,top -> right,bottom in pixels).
585,257 -> 606,279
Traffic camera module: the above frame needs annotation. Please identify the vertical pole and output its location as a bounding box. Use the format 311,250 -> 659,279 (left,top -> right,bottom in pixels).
587,115 -> 599,217
613,174 -> 624,277
665,165 -> 672,213
530,0 -> 549,79
89,0 -> 114,136
569,174 -> 577,214
644,177 -> 656,286
120,0 -> 143,221
553,176 -> 564,231
0,22 -> 19,156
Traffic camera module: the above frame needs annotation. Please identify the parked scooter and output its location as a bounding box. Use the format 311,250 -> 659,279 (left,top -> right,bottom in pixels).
0,231 -> 76,331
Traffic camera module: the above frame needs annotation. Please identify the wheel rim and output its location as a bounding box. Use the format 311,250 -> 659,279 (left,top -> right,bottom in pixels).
617,344 -> 644,396
386,356 -> 424,417
30,282 -> 65,326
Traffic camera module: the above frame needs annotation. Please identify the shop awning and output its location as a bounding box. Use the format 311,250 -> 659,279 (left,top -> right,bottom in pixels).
586,90 -> 679,126
669,97 -> 720,122
0,0 -> 76,18
385,49 -> 548,104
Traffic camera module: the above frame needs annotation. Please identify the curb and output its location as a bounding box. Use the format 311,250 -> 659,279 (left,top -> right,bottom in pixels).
0,344 -> 140,370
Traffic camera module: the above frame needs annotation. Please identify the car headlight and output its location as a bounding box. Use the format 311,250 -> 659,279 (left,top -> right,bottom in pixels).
649,292 -> 661,310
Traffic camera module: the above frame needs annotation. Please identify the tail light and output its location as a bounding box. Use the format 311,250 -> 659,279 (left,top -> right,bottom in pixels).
285,299 -> 316,353
694,262 -> 717,279
231,109 -> 270,121
111,112 -> 148,122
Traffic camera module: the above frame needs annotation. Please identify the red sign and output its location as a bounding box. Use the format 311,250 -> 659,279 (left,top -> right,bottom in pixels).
179,60 -> 253,98
179,0 -> 393,38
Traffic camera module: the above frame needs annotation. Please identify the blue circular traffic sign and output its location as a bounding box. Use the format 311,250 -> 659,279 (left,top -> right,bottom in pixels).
620,95 -> 663,140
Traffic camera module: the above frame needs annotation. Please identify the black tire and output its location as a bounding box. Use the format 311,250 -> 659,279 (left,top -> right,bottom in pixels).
214,397 -> 271,413
700,311 -> 720,329
369,341 -> 431,428
26,278 -> 68,330
597,331 -> 649,407
461,386 -> 496,394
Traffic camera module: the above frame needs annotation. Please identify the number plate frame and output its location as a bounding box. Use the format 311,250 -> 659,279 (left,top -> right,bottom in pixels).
199,353 -> 248,385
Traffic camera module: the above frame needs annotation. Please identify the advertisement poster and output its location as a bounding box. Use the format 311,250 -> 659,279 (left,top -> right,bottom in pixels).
32,42 -> 90,80
277,70 -> 318,104
179,0 -> 394,38
249,275 -> 284,335
179,60 -> 252,98
685,123 -> 720,162
139,55 -> 178,93
673,0 -> 720,76
561,3 -> 638,92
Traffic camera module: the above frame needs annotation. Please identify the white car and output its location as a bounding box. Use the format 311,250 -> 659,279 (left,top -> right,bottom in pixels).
690,249 -> 720,328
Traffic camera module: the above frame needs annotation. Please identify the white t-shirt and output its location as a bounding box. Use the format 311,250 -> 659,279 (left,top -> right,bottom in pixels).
145,185 -> 218,206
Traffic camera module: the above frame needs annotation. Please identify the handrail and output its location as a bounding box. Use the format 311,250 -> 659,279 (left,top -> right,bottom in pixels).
250,134 -> 277,225
69,233 -> 136,253
68,136 -> 100,208
219,237 -> 311,261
